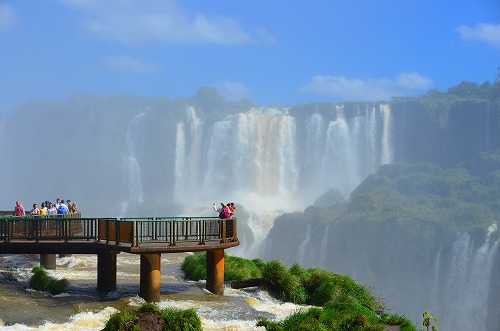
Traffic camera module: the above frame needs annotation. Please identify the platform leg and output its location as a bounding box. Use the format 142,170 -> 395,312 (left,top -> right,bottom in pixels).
206,249 -> 224,295
140,253 -> 161,302
97,250 -> 118,292
40,254 -> 56,270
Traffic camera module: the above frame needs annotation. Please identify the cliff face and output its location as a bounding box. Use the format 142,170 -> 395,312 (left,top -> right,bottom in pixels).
390,99 -> 500,166
262,150 -> 500,331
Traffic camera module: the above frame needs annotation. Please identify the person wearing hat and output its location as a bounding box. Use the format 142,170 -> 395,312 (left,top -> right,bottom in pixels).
212,202 -> 231,219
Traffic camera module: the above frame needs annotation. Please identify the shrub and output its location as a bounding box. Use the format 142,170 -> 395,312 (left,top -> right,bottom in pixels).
103,304 -> 202,331
29,265 -> 69,295
160,307 -> 202,331
136,302 -> 160,314
103,311 -> 139,331
182,253 -> 263,281
224,255 -> 262,280
29,265 -> 50,291
262,260 -> 289,300
252,258 -> 267,273
181,253 -> 207,281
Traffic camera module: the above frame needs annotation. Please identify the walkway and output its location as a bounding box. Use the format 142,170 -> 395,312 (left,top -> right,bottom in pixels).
0,215 -> 239,301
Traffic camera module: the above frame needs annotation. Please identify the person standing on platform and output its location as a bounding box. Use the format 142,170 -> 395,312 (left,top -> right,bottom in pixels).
30,203 -> 40,215
13,201 -> 25,216
213,202 -> 231,219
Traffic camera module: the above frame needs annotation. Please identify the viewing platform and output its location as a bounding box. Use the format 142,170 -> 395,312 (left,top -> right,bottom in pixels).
0,214 -> 239,301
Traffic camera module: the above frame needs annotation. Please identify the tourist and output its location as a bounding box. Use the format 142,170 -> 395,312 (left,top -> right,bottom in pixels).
229,203 -> 236,218
40,202 -> 48,215
13,201 -> 25,216
30,203 -> 40,215
70,202 -> 78,213
47,203 -> 57,215
55,198 -> 61,209
57,201 -> 69,214
213,202 -> 231,219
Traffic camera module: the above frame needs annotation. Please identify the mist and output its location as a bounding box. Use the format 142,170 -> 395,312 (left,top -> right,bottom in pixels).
1,90 -> 499,331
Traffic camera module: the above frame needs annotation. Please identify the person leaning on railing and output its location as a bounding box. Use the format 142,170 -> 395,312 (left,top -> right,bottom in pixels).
30,203 -> 40,215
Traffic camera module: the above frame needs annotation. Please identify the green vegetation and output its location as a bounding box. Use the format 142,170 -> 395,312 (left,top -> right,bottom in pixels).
181,253 -> 264,281
103,303 -> 202,331
29,265 -> 69,295
182,254 -> 420,331
257,302 -> 419,331
422,311 -> 439,331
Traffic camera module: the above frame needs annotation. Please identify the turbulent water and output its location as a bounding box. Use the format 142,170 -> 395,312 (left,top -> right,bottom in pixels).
0,253 -> 304,330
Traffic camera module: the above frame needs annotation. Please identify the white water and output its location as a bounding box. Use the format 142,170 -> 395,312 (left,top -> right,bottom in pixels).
117,112 -> 145,216
434,224 -> 498,331
0,253 -> 308,330
170,105 -> 393,248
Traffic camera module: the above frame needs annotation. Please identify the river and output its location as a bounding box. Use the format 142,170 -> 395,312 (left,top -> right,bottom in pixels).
0,253 -> 304,330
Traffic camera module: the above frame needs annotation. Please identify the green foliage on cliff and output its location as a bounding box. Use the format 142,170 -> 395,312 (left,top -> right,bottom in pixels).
269,149 -> 500,246
346,149 -> 500,235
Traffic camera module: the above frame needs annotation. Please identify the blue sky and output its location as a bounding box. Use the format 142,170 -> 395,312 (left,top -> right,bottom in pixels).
0,0 -> 499,113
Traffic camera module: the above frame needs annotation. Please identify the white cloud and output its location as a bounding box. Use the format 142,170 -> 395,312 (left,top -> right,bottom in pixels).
0,4 -> 18,33
216,81 -> 253,101
101,55 -> 161,74
61,0 -> 256,45
456,23 -> 500,49
300,72 -> 433,101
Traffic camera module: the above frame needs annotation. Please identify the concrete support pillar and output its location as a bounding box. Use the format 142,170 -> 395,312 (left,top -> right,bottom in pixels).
140,253 -> 161,302
206,249 -> 224,295
97,250 -> 118,292
40,254 -> 57,269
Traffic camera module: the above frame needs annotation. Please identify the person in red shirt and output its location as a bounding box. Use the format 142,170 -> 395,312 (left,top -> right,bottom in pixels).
13,200 -> 25,216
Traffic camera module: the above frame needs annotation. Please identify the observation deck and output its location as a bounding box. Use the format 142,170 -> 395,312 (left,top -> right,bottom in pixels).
0,215 -> 239,301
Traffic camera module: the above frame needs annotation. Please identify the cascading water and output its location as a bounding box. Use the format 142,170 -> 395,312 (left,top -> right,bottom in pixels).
380,104 -> 392,165
174,106 -> 204,204
434,224 -> 499,331
298,223 -> 312,264
117,112 -> 145,216
171,104 -> 393,255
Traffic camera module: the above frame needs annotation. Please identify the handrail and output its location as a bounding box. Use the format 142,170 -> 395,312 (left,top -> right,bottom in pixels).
99,217 -> 238,247
0,216 -> 237,248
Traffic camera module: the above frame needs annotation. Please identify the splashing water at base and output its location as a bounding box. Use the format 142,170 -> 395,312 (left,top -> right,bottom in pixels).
0,253 -> 308,331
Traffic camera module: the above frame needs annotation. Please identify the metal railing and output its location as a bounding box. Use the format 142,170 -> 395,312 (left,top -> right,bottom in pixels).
99,217 -> 238,247
0,216 -> 238,247
0,216 -> 94,242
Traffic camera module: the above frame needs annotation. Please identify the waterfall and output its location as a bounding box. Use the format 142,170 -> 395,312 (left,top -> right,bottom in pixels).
319,224 -> 330,268
380,104 -> 392,165
202,108 -> 298,210
174,107 -> 204,204
298,223 -> 312,265
439,224 -> 498,331
118,112 -> 145,216
174,122 -> 186,203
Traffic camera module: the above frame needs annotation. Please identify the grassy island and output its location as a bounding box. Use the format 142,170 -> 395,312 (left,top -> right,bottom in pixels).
182,253 -> 420,330
103,302 -> 202,331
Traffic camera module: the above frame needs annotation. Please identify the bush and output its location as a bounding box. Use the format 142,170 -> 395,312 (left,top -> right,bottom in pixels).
181,253 -> 207,281
136,302 -> 160,314
262,260 -> 289,300
160,307 -> 202,331
103,310 -> 139,331
102,304 -> 202,331
182,253 -> 263,281
29,265 -> 69,295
